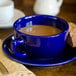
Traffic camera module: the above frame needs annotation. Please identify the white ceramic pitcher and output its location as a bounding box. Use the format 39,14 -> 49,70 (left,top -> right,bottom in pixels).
0,0 -> 10,5
34,0 -> 63,16
0,0 -> 14,23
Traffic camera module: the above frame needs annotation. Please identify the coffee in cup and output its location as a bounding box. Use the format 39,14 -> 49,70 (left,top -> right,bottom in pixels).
20,25 -> 62,36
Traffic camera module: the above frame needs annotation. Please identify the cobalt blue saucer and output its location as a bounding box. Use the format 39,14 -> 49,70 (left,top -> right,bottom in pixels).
2,34 -> 76,67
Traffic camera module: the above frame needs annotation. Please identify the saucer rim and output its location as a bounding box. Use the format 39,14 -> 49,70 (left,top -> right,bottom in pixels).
2,34 -> 76,67
0,8 -> 25,28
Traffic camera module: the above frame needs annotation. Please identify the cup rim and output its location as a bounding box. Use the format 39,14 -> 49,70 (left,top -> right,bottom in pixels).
13,15 -> 69,38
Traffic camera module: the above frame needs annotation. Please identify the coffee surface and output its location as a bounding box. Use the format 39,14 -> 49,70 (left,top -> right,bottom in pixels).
20,25 -> 61,36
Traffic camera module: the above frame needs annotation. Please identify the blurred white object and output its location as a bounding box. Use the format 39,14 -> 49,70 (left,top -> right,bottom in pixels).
0,0 -> 14,24
0,0 -> 9,5
0,9 -> 25,28
34,0 -> 63,16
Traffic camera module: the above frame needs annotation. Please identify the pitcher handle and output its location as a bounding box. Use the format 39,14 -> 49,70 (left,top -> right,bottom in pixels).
57,0 -> 63,7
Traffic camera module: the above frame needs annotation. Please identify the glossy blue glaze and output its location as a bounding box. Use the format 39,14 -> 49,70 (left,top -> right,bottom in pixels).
2,35 -> 76,67
13,15 -> 69,58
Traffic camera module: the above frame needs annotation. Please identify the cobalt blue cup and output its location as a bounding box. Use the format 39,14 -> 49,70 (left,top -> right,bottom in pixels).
11,15 -> 69,58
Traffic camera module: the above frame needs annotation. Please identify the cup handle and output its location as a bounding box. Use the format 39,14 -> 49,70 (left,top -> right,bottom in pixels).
57,0 -> 63,7
11,39 -> 27,58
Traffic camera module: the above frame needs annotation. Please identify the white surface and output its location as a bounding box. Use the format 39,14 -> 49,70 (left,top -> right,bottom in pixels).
0,0 -> 14,23
34,0 -> 63,16
0,9 -> 25,28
